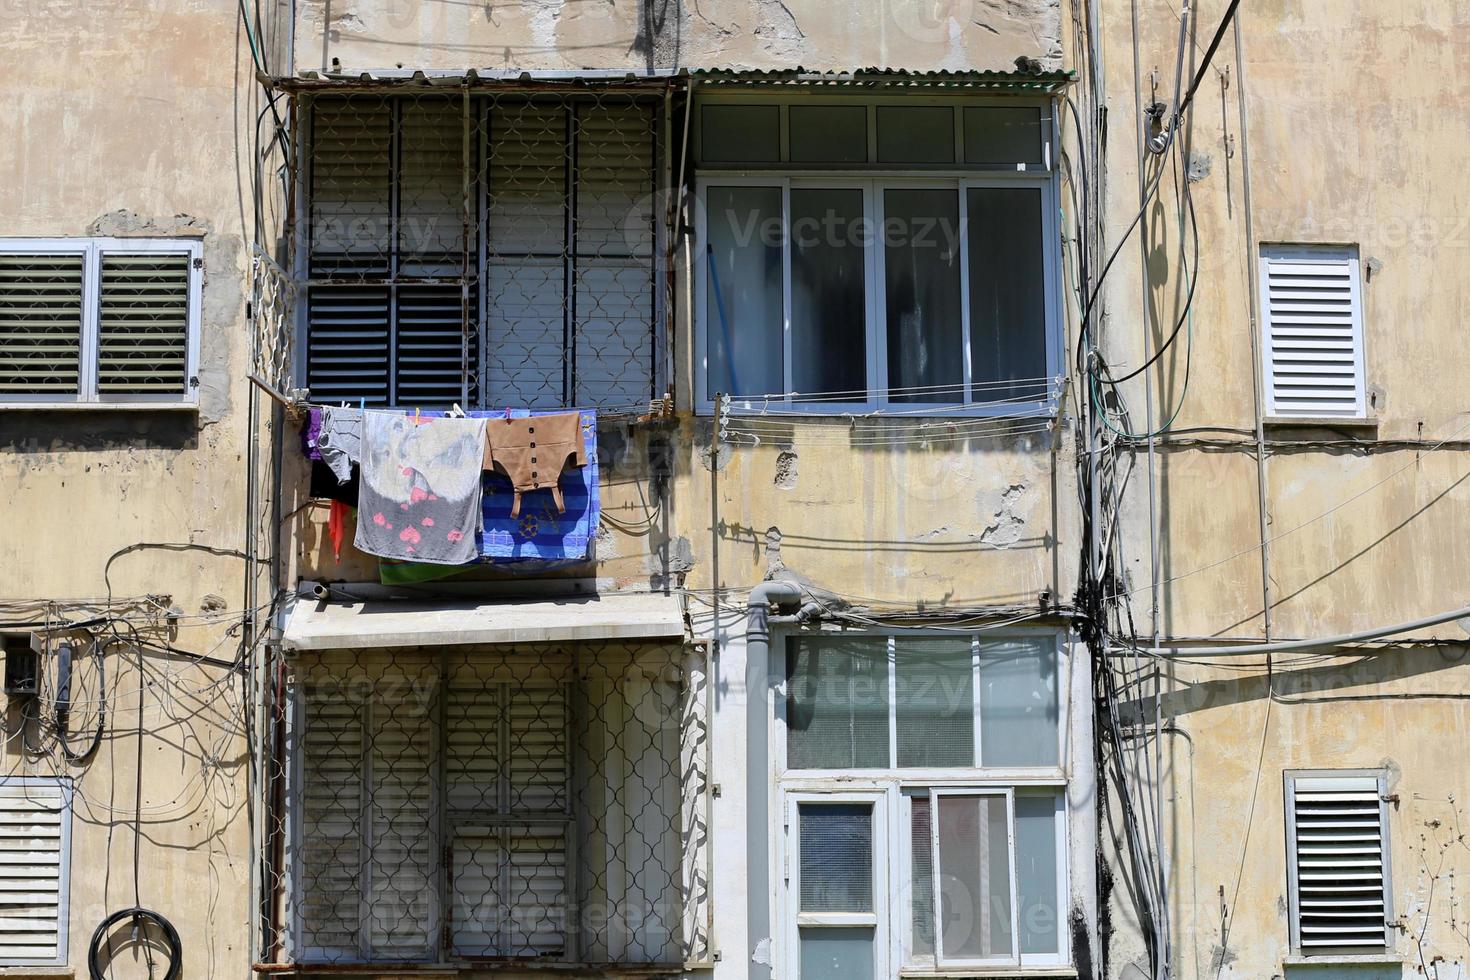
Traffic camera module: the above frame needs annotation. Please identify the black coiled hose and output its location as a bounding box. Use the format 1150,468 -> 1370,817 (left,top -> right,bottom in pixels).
88,908 -> 181,980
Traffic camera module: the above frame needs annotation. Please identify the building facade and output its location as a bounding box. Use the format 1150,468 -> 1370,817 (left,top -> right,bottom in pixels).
1,2 -> 1467,980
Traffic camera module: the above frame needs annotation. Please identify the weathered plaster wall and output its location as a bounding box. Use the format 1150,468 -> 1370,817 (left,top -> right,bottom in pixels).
0,0 -> 274,975
1095,1 -> 1470,978
293,0 -> 1063,75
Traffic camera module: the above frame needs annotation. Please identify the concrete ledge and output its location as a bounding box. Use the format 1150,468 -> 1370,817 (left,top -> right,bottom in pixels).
280,592 -> 686,650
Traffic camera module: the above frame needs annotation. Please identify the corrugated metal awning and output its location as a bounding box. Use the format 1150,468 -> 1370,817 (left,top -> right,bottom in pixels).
280,592 -> 686,650
263,65 -> 1073,94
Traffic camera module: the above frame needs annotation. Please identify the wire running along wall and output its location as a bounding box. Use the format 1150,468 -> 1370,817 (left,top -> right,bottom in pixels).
271,641 -> 710,967
297,90 -> 662,413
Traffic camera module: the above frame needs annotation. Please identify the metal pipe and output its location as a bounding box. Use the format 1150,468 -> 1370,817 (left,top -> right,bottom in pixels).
1147,604 -> 1470,657
744,579 -> 803,980
1234,10 -> 1273,640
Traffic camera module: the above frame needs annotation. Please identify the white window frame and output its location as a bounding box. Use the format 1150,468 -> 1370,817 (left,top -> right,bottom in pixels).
772,629 -> 1072,975
693,93 -> 1064,417
784,788 -> 892,980
0,237 -> 203,409
1284,768 -> 1394,955
1258,243 -> 1367,420
0,775 -> 73,967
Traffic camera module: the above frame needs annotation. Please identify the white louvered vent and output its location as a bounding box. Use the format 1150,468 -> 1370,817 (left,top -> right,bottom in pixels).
0,780 -> 69,965
98,253 -> 191,394
1287,773 -> 1391,953
0,254 -> 84,396
1261,246 -> 1366,418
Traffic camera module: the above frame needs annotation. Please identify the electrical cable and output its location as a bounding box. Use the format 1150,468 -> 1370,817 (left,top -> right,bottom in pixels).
87,908 -> 182,980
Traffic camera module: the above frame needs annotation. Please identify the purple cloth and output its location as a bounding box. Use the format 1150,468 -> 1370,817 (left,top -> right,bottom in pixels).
302,408 -> 323,460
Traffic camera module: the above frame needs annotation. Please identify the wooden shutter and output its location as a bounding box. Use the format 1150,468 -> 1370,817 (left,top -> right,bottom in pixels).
1261,247 -> 1366,417
97,252 -> 191,394
1287,773 -> 1392,953
0,780 -> 69,965
0,254 -> 84,396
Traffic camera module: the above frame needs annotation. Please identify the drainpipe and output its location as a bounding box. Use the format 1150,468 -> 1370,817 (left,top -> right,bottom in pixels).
745,580 -> 803,980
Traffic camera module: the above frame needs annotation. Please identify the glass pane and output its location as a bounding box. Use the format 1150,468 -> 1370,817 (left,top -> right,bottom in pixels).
895,638 -> 974,767
967,187 -> 1049,404
1015,793 -> 1060,955
937,795 -> 1013,959
883,188 -> 964,403
877,105 -> 954,163
701,104 -> 781,163
964,106 -> 1044,165
799,803 -> 874,912
791,187 -> 867,400
978,638 -> 1059,767
800,926 -> 875,980
790,105 -> 868,163
705,185 -> 783,398
786,637 -> 891,769
909,795 -> 935,959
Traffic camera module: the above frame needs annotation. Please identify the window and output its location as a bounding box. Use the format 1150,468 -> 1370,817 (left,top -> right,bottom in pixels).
777,634 -> 1069,975
0,238 -> 201,406
1260,245 -> 1366,418
694,97 -> 1060,413
1285,770 -> 1393,955
0,777 -> 72,966
290,645 -> 685,965
303,94 -> 659,411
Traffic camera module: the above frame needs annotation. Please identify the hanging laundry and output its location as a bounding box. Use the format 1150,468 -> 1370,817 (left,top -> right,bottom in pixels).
302,407 -> 323,460
479,410 -> 600,561
308,459 -> 358,505
484,411 -> 587,517
317,406 -> 364,484
327,500 -> 349,562
355,412 -> 488,565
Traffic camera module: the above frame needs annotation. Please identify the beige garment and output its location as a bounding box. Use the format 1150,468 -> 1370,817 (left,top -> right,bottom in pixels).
484,412 -> 588,517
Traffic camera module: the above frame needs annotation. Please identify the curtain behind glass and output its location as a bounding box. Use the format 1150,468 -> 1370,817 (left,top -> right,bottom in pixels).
706,185 -> 782,398
786,636 -> 890,769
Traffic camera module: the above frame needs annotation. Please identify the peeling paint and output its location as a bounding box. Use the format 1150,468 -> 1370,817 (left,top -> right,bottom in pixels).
774,450 -> 799,490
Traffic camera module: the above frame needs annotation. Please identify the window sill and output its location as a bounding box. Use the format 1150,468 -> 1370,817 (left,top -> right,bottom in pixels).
1282,953 -> 1400,966
0,967 -> 75,978
1263,415 -> 1378,430
0,402 -> 198,412
900,968 -> 1076,978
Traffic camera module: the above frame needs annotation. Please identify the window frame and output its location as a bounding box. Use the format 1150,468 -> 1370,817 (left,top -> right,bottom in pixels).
1283,768 -> 1395,956
0,238 -> 204,411
1258,243 -> 1367,420
772,629 -> 1071,975
784,788 -> 892,980
0,775 -> 73,967
692,93 -> 1063,417
0,237 -> 202,409
292,94 -> 666,412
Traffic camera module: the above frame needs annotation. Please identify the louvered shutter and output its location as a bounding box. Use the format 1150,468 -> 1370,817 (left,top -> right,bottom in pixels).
1261,247 -> 1366,418
308,98 -> 392,405
298,684 -> 365,961
0,253 -> 84,397
1286,773 -> 1392,953
486,103 -> 570,408
97,252 -> 191,395
573,103 -> 656,409
0,780 -> 70,965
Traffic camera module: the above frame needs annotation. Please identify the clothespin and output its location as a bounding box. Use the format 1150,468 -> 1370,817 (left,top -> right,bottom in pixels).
504,406 -> 512,420
359,397 -> 365,412
414,407 -> 420,423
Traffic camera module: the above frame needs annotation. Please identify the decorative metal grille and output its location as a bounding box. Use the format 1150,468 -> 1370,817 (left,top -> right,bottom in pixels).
276,642 -> 705,968
300,91 -> 661,412
250,245 -> 297,394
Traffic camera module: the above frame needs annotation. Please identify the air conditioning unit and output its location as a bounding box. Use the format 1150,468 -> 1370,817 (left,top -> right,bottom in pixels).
1,633 -> 40,697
